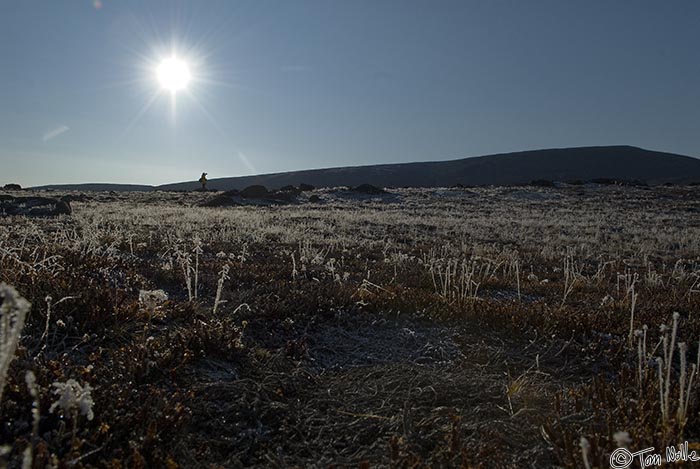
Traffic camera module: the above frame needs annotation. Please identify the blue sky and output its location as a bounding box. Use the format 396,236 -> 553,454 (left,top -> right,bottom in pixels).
1,1 -> 699,186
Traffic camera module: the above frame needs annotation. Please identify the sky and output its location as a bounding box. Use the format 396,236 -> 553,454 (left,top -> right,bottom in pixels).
1,1 -> 699,187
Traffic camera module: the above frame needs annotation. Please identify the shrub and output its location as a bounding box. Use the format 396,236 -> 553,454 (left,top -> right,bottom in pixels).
240,185 -> 269,198
352,183 -> 386,194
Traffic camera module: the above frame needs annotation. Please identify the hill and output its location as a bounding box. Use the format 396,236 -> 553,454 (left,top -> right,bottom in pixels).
32,146 -> 700,191
30,183 -> 154,192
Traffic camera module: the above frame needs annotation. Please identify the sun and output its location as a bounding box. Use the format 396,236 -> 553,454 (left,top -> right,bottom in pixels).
156,57 -> 191,92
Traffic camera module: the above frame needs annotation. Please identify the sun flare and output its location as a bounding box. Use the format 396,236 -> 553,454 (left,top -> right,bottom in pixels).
156,57 -> 191,92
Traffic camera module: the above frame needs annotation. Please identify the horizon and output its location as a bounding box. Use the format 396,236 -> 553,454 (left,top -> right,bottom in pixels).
3,1 -> 700,186
28,144 -> 700,188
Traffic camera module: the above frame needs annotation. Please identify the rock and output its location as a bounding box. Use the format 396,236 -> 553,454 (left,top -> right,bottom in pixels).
240,185 -> 269,198
298,183 -> 315,192
3,184 -> 22,191
352,184 -> 386,195
279,184 -> 297,192
0,196 -> 72,217
309,194 -> 321,203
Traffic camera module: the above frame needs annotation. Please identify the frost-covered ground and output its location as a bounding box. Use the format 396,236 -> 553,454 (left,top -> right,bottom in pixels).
1,184 -> 700,467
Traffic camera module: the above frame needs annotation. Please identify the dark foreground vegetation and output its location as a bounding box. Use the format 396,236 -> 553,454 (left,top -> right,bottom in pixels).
1,184 -> 700,467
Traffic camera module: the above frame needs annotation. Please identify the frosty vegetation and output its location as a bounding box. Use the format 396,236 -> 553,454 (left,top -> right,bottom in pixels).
0,184 -> 699,467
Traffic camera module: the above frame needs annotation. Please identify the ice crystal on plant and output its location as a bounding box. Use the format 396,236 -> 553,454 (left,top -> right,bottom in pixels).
49,379 -> 95,421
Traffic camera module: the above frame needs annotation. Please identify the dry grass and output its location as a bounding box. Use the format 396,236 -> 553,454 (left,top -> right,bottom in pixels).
0,184 -> 699,467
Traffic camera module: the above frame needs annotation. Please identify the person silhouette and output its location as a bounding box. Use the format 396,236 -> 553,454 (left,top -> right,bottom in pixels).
199,172 -> 208,191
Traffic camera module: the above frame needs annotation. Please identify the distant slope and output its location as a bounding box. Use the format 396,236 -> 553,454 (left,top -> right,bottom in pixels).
158,146 -> 700,191
31,183 -> 154,192
29,146 -> 700,192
